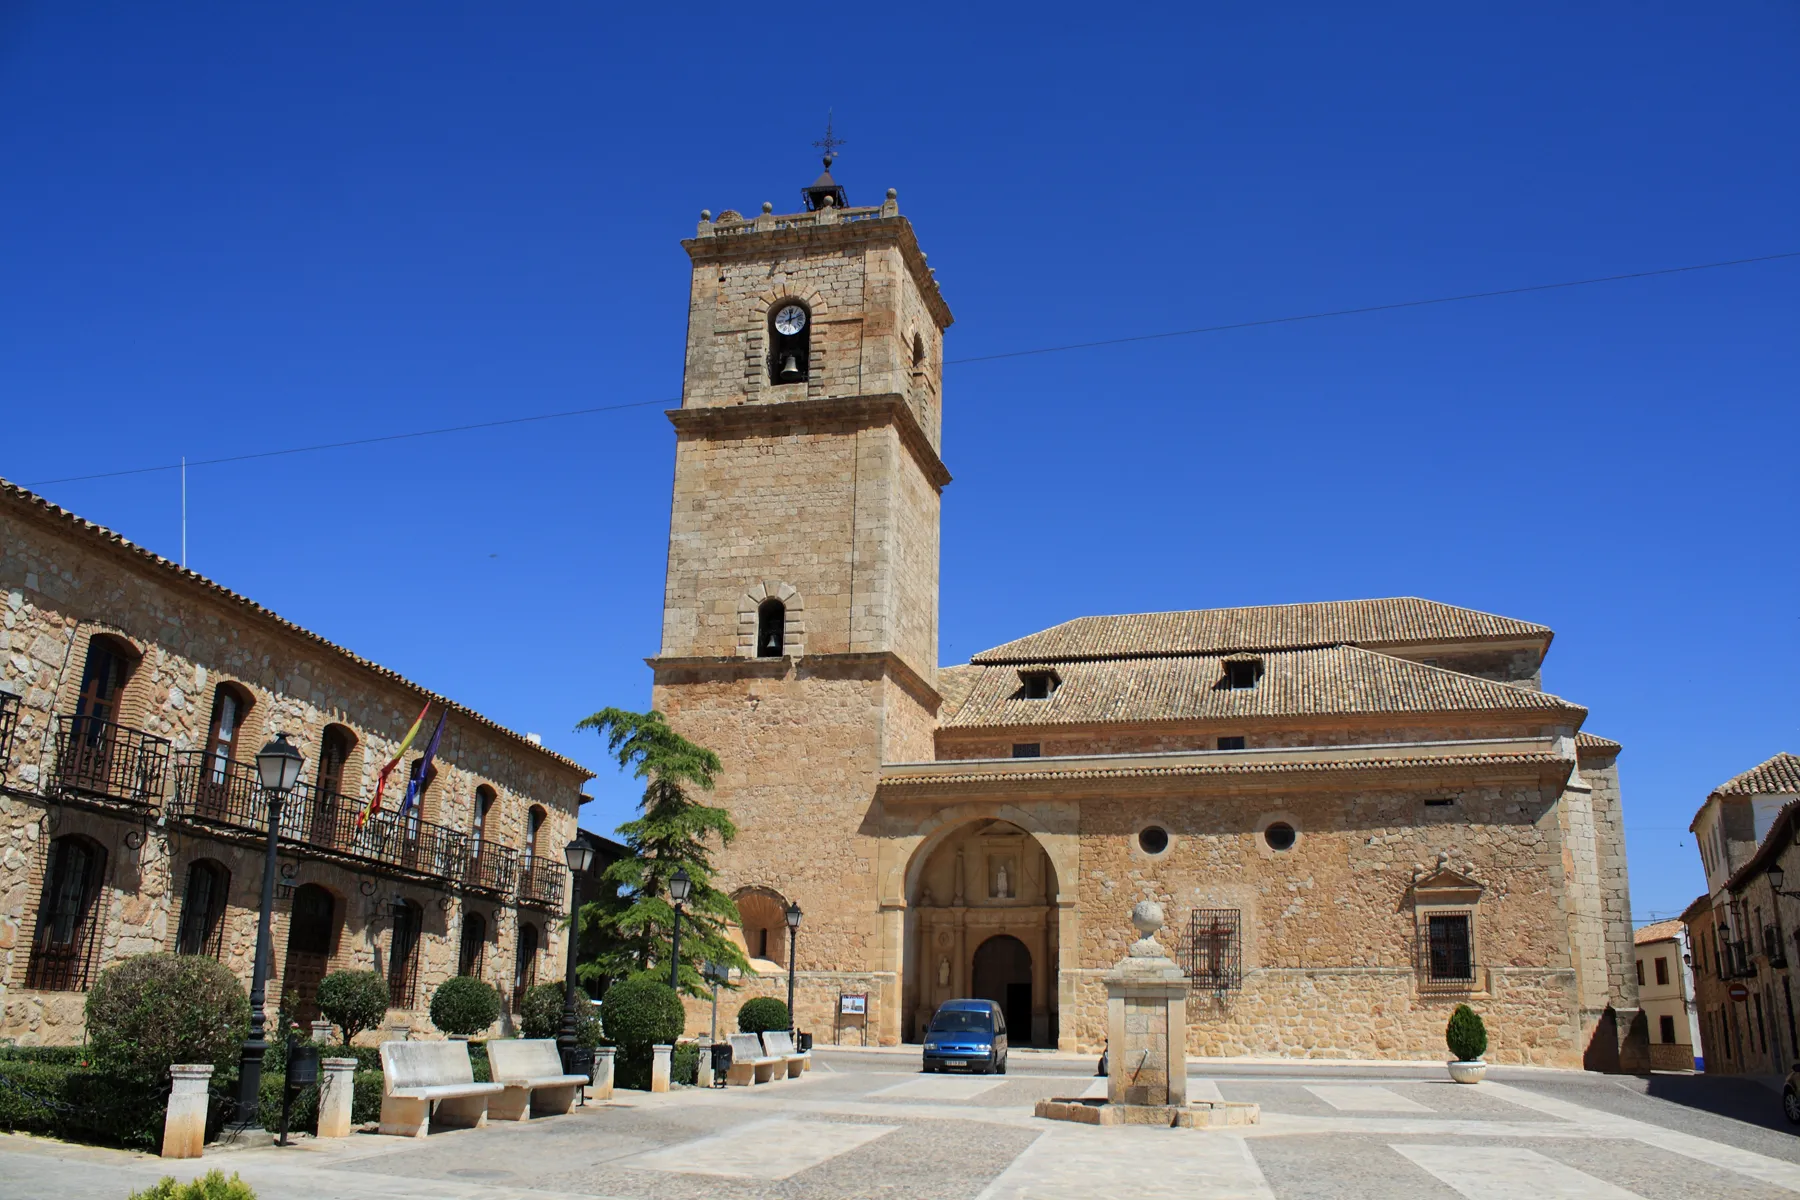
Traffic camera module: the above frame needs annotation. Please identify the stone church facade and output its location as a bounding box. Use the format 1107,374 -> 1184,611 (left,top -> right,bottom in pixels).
659,162 -> 1644,1067
0,482 -> 591,1044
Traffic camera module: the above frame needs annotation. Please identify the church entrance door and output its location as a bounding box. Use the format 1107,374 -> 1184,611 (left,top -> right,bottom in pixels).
972,935 -> 1032,1045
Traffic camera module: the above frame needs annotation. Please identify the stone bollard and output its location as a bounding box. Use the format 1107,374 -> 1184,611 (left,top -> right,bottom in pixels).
161,1064 -> 214,1159
316,1058 -> 359,1138
591,1047 -> 615,1101
388,1022 -> 411,1042
651,1045 -> 672,1093
310,1019 -> 334,1044
696,1037 -> 714,1089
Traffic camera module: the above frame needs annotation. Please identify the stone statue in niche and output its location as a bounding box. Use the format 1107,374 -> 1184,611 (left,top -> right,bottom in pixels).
994,862 -> 1010,899
937,957 -> 950,987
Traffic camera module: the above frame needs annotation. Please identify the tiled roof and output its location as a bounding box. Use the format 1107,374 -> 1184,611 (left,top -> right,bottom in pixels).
1576,732 -> 1622,754
942,644 -> 1582,730
881,750 -> 1567,790
970,598 -> 1552,664
1711,752 -> 1800,798
935,664 -> 982,723
1,479 -> 592,778
1634,918 -> 1684,946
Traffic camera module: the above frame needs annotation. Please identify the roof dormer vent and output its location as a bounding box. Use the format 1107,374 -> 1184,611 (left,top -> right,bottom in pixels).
1222,658 -> 1264,690
1018,669 -> 1061,700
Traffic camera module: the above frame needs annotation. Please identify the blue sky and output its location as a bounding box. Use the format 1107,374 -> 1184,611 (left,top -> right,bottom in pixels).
2,3 -> 1794,924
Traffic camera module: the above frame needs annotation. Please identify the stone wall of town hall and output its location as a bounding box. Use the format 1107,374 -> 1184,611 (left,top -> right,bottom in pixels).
0,495 -> 589,1044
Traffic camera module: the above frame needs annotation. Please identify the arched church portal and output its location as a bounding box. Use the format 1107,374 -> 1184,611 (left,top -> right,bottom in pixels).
905,819 -> 1058,1046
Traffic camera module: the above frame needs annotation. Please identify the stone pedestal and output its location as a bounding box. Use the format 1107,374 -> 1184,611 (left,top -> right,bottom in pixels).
310,1020 -> 335,1044
316,1058 -> 358,1138
591,1047 -> 616,1100
161,1064 -> 213,1159
651,1044 -> 672,1093
387,1022 -> 411,1042
696,1036 -> 714,1088
1105,902 -> 1189,1109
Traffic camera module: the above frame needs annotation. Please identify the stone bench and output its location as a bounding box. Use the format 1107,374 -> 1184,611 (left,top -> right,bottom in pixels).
379,1040 -> 505,1137
484,1038 -> 591,1121
760,1030 -> 809,1079
726,1033 -> 782,1086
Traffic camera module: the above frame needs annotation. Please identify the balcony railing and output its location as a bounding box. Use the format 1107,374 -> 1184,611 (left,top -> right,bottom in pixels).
53,715 -> 171,808
0,691 -> 19,782
518,858 -> 566,910
1720,938 -> 1757,979
168,764 -> 520,895
1765,926 -> 1789,969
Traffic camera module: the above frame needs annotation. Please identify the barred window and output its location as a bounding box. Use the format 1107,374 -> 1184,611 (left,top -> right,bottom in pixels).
27,834 -> 107,991
1425,913 -> 1474,984
459,911 -> 487,979
388,899 -> 423,1008
1182,909 -> 1241,992
176,859 -> 229,958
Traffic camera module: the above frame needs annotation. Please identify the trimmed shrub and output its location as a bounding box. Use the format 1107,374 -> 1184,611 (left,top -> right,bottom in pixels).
430,976 -> 501,1037
85,954 -> 249,1083
257,1068 -> 318,1137
0,1057 -> 72,1134
736,997 -> 789,1034
1446,1004 -> 1489,1062
0,1044 -> 88,1065
315,971 -> 389,1046
671,1042 -> 700,1086
604,975 -> 684,1049
127,1171 -> 257,1200
519,981 -> 602,1046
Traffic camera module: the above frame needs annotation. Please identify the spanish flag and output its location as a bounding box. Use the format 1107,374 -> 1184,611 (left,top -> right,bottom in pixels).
360,701 -> 430,831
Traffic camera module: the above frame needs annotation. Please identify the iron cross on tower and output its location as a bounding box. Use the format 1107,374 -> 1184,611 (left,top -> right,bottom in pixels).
813,111 -> 846,167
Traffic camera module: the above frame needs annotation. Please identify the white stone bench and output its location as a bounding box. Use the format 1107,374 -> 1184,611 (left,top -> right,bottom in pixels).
484,1038 -> 591,1121
760,1030 -> 809,1079
726,1033 -> 782,1086
378,1040 -> 505,1137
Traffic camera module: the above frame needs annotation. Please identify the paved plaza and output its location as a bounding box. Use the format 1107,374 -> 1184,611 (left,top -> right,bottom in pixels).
3,1051 -> 1799,1199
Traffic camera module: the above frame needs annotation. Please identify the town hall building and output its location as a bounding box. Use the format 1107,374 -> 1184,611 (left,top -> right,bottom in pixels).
656,158 -> 1647,1068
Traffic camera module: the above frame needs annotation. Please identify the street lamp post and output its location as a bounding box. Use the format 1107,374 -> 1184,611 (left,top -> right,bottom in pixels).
558,837 -> 595,1066
703,959 -> 728,1042
669,867 -> 692,991
785,901 -> 802,1033
235,733 -> 305,1126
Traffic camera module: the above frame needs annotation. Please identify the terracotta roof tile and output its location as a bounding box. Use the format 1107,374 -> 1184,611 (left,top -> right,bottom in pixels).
1634,919 -> 1684,945
1,478 -> 592,778
970,598 -> 1552,664
943,645 -> 1582,730
882,749 -> 1567,789
1576,732 -> 1622,754
1711,752 -> 1800,798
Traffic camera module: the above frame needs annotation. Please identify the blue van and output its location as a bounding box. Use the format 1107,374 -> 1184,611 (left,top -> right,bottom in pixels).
921,998 -> 1008,1074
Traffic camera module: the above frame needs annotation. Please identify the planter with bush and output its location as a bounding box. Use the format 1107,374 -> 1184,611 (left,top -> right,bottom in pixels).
430,976 -> 502,1038
1445,1004 -> 1488,1083
128,1170 -> 257,1200
314,970 -> 390,1047
736,997 -> 790,1034
602,974 -> 683,1090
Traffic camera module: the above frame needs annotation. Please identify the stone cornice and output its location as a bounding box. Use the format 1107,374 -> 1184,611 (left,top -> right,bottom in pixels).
878,736 -> 1575,801
667,393 -> 952,491
648,649 -> 941,713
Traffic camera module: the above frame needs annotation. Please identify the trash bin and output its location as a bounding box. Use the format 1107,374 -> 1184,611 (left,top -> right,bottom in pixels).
710,1041 -> 733,1084
562,1045 -> 596,1083
796,1031 -> 813,1053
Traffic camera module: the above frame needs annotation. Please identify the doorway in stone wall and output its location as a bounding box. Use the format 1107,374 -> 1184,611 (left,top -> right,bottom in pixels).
972,934 -> 1032,1045
280,884 -> 336,1024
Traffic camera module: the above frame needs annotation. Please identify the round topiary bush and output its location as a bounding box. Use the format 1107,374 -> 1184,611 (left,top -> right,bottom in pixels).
430,976 -> 501,1037
315,970 -> 389,1046
736,996 -> 790,1034
1446,1003 -> 1488,1062
84,953 -> 249,1082
519,981 -> 602,1046
603,974 -> 684,1050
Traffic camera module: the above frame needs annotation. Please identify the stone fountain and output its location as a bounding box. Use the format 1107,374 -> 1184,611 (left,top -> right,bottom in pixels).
1035,901 -> 1259,1128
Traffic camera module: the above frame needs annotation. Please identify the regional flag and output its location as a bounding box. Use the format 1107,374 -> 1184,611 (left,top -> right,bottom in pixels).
399,710 -> 448,815
360,701 -> 431,830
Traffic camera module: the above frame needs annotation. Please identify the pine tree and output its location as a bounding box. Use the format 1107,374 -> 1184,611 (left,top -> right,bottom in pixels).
573,708 -> 749,997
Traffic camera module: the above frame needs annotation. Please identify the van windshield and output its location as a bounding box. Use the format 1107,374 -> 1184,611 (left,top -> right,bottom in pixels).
929,1010 -> 993,1034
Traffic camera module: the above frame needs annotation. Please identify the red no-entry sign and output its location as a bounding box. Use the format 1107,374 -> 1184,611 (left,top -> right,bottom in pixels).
1729,982 -> 1750,1001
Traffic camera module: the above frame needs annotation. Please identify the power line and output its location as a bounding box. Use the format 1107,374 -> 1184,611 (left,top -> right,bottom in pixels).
943,250 -> 1800,365
23,249 -> 1797,488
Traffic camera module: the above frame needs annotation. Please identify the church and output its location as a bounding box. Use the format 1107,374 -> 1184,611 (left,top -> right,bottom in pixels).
653,157 -> 1645,1068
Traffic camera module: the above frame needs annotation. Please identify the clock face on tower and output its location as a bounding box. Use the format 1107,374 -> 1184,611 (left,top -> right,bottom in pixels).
774,305 -> 807,336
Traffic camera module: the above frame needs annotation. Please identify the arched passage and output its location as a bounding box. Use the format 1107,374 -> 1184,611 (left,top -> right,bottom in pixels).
904,818 -> 1059,1047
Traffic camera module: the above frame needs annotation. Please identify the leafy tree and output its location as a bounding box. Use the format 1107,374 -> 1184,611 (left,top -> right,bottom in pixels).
430,976 -> 501,1037
736,997 -> 789,1033
574,708 -> 750,997
517,981 -> 602,1046
316,970 -> 389,1047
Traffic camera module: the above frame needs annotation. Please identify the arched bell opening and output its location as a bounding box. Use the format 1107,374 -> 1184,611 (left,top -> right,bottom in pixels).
902,818 -> 1059,1047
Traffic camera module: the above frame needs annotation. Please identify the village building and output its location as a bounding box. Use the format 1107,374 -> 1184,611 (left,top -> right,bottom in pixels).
655,159 -> 1645,1067
0,481 -> 592,1044
1683,752 -> 1800,1076
1632,918 -> 1701,1071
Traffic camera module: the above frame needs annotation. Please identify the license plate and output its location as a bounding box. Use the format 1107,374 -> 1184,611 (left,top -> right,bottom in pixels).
945,1060 -> 966,1067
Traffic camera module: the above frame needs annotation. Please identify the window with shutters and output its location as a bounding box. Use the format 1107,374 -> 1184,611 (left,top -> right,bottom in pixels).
176,859 -> 229,958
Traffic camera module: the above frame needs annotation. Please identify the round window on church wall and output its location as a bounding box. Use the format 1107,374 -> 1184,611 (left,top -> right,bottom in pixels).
1263,822 -> 1297,851
1137,826 -> 1169,855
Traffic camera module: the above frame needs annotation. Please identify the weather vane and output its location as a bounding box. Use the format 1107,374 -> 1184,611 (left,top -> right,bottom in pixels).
813,110 -> 847,166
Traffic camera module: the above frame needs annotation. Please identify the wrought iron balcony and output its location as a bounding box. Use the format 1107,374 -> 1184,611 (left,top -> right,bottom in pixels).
1720,938 -> 1757,979
0,690 -> 19,782
1765,926 -> 1788,969
53,715 -> 171,808
518,858 -> 566,910
169,760 -> 519,895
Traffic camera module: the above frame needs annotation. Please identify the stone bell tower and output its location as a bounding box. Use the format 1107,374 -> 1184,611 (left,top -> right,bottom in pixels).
649,154 -> 953,1042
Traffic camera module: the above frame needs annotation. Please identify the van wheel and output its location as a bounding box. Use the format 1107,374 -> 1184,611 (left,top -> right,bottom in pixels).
1785,1087 -> 1800,1126
996,1056 -> 1007,1075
